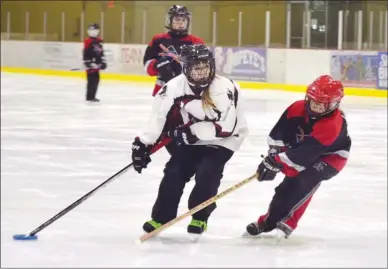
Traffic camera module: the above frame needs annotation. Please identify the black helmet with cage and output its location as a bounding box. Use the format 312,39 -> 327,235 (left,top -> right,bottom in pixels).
180,44 -> 216,94
165,5 -> 191,36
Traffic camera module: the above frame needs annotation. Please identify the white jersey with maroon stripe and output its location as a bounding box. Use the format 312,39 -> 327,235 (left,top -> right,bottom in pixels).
138,74 -> 248,152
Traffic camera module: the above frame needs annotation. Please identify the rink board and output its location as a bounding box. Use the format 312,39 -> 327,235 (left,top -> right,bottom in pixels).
0,40 -> 386,98
1,66 -> 386,98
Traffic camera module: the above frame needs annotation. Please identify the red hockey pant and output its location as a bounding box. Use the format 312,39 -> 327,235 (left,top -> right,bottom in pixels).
258,154 -> 347,231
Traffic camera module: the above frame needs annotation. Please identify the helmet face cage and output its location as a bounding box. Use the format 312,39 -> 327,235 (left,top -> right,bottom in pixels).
305,95 -> 340,115
184,59 -> 215,88
305,82 -> 344,117
181,45 -> 216,93
165,5 -> 191,35
87,23 -> 100,38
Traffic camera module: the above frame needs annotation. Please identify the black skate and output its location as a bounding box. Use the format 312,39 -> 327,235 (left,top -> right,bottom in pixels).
142,220 -> 162,233
187,219 -> 207,234
275,221 -> 293,240
187,219 -> 207,240
243,221 -> 267,237
86,98 -> 100,102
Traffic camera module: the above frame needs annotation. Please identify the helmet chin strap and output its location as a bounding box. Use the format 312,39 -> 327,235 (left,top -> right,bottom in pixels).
306,103 -> 336,119
188,81 -> 208,94
168,30 -> 187,37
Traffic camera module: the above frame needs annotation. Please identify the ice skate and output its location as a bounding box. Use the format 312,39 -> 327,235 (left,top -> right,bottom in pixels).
142,220 -> 162,233
187,219 -> 207,241
275,221 -> 292,244
242,221 -> 267,237
86,98 -> 100,103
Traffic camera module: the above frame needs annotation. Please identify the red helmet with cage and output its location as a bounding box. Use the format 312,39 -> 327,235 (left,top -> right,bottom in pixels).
305,75 -> 344,117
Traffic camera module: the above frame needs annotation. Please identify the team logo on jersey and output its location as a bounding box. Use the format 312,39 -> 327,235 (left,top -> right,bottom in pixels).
159,86 -> 168,98
93,44 -> 103,55
159,45 -> 178,59
227,89 -> 233,101
212,108 -> 222,121
296,125 -> 312,143
313,161 -> 328,172
296,125 -> 305,143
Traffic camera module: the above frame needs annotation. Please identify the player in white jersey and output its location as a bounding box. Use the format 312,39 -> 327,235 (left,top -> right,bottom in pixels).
131,44 -> 248,236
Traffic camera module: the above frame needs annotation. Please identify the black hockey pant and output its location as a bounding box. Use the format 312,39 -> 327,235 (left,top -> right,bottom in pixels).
258,156 -> 346,232
151,144 -> 234,224
86,71 -> 100,100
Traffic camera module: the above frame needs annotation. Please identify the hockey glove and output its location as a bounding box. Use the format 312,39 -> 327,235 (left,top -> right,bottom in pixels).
167,126 -> 199,147
155,56 -> 175,82
268,145 -> 289,155
131,137 -> 152,174
84,61 -> 97,69
257,154 -> 283,181
100,61 -> 107,70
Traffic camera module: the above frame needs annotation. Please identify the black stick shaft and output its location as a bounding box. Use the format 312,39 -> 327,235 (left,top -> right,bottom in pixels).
26,138 -> 171,237
28,163 -> 133,236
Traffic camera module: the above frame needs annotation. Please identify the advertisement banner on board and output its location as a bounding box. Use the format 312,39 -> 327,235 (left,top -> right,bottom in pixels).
330,51 -> 379,88
118,44 -> 147,75
377,51 -> 387,90
211,46 -> 267,82
41,42 -> 81,70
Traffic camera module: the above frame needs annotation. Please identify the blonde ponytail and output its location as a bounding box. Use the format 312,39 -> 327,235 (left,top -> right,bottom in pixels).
201,87 -> 216,110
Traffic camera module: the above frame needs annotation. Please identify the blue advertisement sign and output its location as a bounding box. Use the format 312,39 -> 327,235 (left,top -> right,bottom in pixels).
377,52 -> 388,90
330,51 -> 379,88
211,46 -> 267,82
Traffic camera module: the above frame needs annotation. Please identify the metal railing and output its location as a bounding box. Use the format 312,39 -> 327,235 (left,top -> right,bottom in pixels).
1,2 -> 387,50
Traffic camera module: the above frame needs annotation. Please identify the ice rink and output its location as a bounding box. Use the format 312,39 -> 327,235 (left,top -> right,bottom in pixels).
1,72 -> 387,268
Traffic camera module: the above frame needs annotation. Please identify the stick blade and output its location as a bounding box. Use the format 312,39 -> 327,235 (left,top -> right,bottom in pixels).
13,234 -> 38,241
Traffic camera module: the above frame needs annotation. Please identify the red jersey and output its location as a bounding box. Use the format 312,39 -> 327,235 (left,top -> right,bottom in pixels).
143,32 -> 204,96
83,37 -> 105,73
268,100 -> 352,177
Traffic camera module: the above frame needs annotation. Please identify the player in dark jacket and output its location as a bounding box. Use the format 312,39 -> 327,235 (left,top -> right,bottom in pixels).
143,5 -> 204,97
245,75 -> 351,239
83,23 -> 107,102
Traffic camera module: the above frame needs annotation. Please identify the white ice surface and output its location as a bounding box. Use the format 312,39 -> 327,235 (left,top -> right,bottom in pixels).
1,72 -> 387,268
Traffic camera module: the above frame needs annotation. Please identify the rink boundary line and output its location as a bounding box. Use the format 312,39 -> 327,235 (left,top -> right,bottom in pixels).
1,67 -> 387,98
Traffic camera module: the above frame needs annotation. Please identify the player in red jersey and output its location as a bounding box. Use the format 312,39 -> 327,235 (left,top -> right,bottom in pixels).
83,23 -> 107,102
143,5 -> 204,97
142,5 -> 205,156
245,75 -> 352,239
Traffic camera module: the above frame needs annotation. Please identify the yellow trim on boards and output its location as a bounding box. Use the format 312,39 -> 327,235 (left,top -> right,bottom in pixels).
1,67 -> 387,98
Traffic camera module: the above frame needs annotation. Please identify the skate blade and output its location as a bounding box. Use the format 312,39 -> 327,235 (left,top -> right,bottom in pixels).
241,231 -> 260,238
275,229 -> 288,244
187,233 -> 201,242
150,233 -> 200,244
137,231 -> 161,243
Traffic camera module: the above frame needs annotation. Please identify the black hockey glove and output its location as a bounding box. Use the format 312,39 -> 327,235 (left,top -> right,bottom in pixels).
155,56 -> 175,82
131,137 -> 152,174
268,146 -> 284,155
84,61 -> 99,69
167,126 -> 199,147
268,145 -> 290,155
100,61 -> 107,70
257,154 -> 283,181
